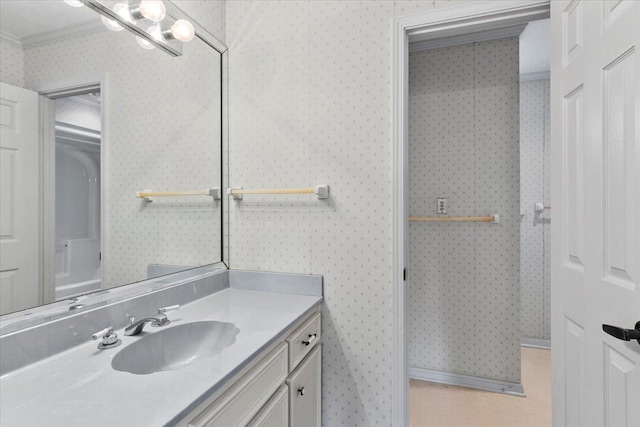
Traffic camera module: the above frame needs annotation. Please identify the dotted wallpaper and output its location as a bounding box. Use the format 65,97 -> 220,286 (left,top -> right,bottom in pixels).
0,40 -> 25,87
226,1 -> 475,425
520,79 -> 551,341
22,25 -> 223,288
408,38 -> 521,383
173,0 -> 225,44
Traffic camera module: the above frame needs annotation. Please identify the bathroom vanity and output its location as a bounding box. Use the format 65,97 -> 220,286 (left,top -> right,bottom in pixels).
186,310 -> 322,427
0,269 -> 323,427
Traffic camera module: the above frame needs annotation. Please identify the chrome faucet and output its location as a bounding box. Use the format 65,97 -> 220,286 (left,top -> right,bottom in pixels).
124,305 -> 180,336
91,326 -> 121,350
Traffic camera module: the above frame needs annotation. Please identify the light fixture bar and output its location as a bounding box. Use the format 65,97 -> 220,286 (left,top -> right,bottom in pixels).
82,0 -> 183,56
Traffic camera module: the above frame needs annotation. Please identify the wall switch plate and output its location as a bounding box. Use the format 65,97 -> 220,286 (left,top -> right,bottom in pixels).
437,198 -> 447,214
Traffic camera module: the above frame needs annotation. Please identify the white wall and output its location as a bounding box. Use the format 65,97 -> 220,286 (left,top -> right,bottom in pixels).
0,40 -> 25,87
23,23 -> 222,288
408,38 -> 521,384
520,79 -> 551,341
174,0 -> 225,44
226,0 -> 473,425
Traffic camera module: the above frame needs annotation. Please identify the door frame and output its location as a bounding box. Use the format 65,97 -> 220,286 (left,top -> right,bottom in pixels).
391,1 -> 550,425
31,72 -> 107,303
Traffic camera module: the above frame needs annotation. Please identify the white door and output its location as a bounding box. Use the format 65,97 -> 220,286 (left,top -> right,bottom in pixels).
551,1 -> 640,426
0,82 -> 40,315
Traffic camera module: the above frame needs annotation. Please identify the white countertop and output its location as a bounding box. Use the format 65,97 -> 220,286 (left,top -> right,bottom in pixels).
0,288 -> 322,427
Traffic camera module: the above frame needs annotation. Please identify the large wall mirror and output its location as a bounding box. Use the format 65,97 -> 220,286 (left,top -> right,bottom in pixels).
0,0 -> 227,323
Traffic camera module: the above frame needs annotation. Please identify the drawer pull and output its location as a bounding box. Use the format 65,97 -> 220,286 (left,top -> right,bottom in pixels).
302,333 -> 317,346
298,387 -> 305,396
302,334 -> 317,345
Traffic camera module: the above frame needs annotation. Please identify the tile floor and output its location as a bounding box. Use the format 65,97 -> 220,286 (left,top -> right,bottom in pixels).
409,347 -> 551,427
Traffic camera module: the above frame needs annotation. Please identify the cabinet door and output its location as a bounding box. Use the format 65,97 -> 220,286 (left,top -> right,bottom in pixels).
287,345 -> 321,427
248,385 -> 288,427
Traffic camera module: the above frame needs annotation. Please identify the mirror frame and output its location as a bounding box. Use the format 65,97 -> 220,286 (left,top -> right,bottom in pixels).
0,0 -> 229,335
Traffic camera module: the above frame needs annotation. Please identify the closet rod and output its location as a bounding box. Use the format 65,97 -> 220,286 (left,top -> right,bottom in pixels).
409,214 -> 499,223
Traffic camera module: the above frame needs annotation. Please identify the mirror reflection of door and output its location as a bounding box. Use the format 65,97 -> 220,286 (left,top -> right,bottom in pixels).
53,94 -> 102,301
0,82 -> 39,315
0,86 -> 103,315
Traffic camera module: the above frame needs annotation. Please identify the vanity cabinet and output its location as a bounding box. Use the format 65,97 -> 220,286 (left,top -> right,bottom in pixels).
287,345 -> 321,427
186,311 -> 321,427
189,343 -> 289,427
247,385 -> 289,427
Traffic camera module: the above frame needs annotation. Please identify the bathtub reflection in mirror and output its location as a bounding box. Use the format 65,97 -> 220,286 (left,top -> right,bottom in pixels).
0,0 -> 226,318
54,104 -> 102,300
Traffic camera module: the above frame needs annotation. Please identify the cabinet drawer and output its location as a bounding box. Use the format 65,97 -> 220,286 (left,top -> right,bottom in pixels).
286,312 -> 321,370
287,345 -> 321,427
189,342 -> 288,427
247,385 -> 289,427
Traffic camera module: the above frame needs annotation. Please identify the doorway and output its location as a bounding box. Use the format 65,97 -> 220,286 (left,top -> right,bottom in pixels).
53,93 -> 102,300
405,18 -> 551,426
390,2 -> 552,426
32,76 -> 105,306
0,82 -> 103,313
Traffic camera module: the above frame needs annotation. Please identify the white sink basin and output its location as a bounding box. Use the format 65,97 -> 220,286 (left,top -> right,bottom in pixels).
112,321 -> 240,375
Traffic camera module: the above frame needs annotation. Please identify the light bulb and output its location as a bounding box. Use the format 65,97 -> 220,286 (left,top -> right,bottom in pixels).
101,3 -> 130,31
136,25 -> 162,50
147,25 -> 163,42
138,0 -> 166,22
64,0 -> 84,7
170,19 -> 195,42
136,36 -> 154,50
102,16 -> 122,31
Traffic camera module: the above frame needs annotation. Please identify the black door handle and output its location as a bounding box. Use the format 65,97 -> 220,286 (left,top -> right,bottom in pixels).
602,321 -> 640,344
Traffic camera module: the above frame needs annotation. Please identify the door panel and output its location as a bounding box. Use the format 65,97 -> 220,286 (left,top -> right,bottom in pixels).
563,85 -> 585,268
0,82 -> 40,314
602,48 -> 636,288
603,344 -> 638,427
563,316 -> 585,427
552,1 -> 640,426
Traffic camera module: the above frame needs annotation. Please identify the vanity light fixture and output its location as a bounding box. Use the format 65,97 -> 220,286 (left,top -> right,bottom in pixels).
101,3 -> 129,31
84,0 -> 190,56
136,35 -> 155,50
133,0 -> 166,22
136,20 -> 195,49
169,19 -> 195,42
136,24 -> 162,49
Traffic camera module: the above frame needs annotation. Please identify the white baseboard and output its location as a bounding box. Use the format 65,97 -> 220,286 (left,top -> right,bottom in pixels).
521,338 -> 551,349
409,367 -> 526,397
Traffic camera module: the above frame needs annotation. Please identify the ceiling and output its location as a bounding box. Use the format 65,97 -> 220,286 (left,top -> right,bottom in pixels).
0,1 -> 102,48
519,19 -> 551,77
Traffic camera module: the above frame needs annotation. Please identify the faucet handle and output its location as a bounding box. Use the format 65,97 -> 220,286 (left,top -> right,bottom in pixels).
158,304 -> 180,314
153,305 -> 180,327
91,326 -> 122,350
91,327 -> 112,340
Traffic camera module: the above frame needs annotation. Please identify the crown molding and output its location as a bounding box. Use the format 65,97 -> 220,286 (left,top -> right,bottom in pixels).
0,31 -> 22,48
11,20 -> 106,50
